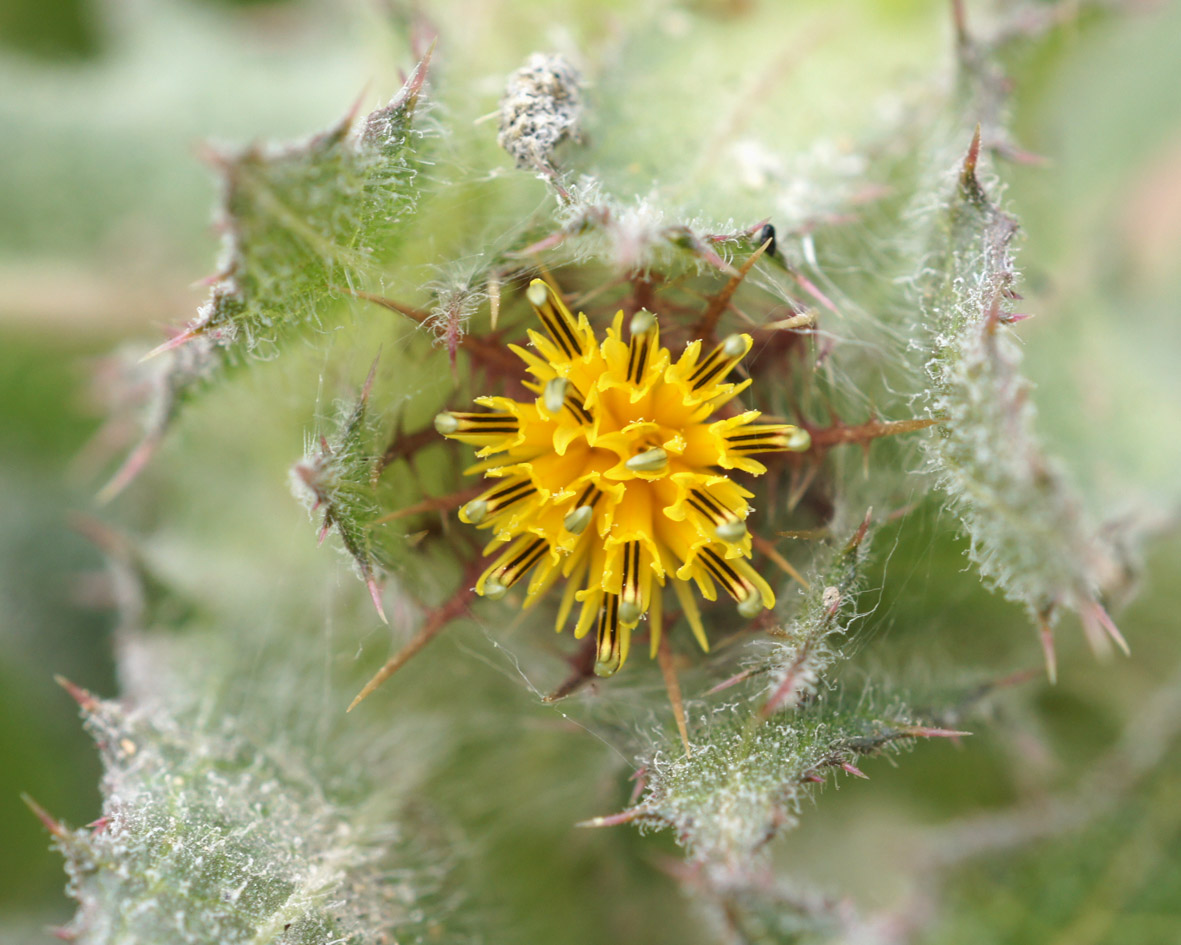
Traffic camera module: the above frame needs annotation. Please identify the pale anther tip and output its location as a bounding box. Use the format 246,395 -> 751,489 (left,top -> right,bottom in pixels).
737,596 -> 764,618
563,505 -> 594,535
722,334 -> 746,359
482,577 -> 508,601
629,309 -> 656,337
625,447 -> 668,472
543,377 -> 569,414
715,521 -> 747,543
785,427 -> 811,451
594,656 -> 621,678
434,412 -> 459,435
461,499 -> 487,525
526,281 -> 549,306
618,600 -> 643,625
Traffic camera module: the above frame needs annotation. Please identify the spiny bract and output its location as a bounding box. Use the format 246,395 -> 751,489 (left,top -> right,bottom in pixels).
436,279 -> 810,676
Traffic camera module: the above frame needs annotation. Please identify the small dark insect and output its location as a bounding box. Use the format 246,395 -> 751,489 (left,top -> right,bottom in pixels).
758,222 -> 777,258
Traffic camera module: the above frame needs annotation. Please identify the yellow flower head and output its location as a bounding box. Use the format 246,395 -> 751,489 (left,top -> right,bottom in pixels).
435,279 -> 810,677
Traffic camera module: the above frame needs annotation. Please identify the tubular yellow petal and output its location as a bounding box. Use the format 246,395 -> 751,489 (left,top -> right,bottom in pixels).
527,278 -> 594,360
556,560 -> 585,631
594,593 -> 624,676
672,578 -> 709,652
648,582 -> 664,659
573,588 -> 601,640
441,278 -> 798,674
523,549 -> 563,607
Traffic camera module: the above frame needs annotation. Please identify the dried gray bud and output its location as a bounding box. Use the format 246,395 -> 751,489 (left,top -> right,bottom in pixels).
497,53 -> 582,170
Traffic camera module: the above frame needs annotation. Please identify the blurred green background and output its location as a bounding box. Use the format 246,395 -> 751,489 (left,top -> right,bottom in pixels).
2,0 -> 1179,942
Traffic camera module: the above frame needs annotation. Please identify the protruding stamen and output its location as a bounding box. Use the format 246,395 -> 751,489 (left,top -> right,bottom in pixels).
543,377 -> 569,415
629,310 -> 656,337
689,488 -> 743,535
626,447 -> 668,473
437,411 -> 519,439
619,540 -> 644,621
688,333 -> 751,391
461,499 -> 488,525
626,310 -> 658,384
722,333 -> 746,358
594,593 -> 622,677
726,424 -> 810,455
699,546 -> 755,603
478,478 -> 536,518
785,427 -> 811,451
737,596 -> 764,618
563,505 -> 594,535
527,278 -> 586,360
561,379 -> 593,423
715,520 -> 747,543
481,536 -> 549,601
618,600 -> 643,625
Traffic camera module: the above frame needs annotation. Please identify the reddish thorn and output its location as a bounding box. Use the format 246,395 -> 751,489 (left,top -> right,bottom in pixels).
706,668 -> 754,695
628,765 -> 649,806
21,794 -> 67,839
87,816 -> 112,834
762,669 -> 805,718
517,230 -> 570,256
317,518 -> 332,545
695,242 -> 740,276
746,217 -> 772,237
342,84 -> 371,129
318,434 -> 332,455
844,507 -> 873,552
992,667 -> 1041,690
138,328 -> 200,363
54,675 -> 100,712
406,41 -> 436,98
96,436 -> 161,504
964,125 -> 983,178
1000,312 -> 1034,324
1090,602 -> 1130,656
999,144 -> 1052,167
360,354 -> 381,404
840,762 -> 869,780
575,809 -> 639,829
193,271 -> 224,288
1038,615 -> 1058,684
50,926 -> 78,941
366,574 -> 388,624
803,773 -> 825,783
791,270 -> 841,317
448,334 -> 460,379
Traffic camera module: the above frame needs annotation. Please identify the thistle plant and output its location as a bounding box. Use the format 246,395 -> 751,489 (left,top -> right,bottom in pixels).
10,1 -> 1181,943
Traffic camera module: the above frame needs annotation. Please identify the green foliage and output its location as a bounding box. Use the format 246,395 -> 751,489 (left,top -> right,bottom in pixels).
916,130 -> 1130,663
99,53 -> 432,500
290,360 -> 391,615
5,2 -> 1180,944
48,686 -> 462,945
193,52 -> 430,358
751,516 -> 872,716
633,699 -> 949,867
